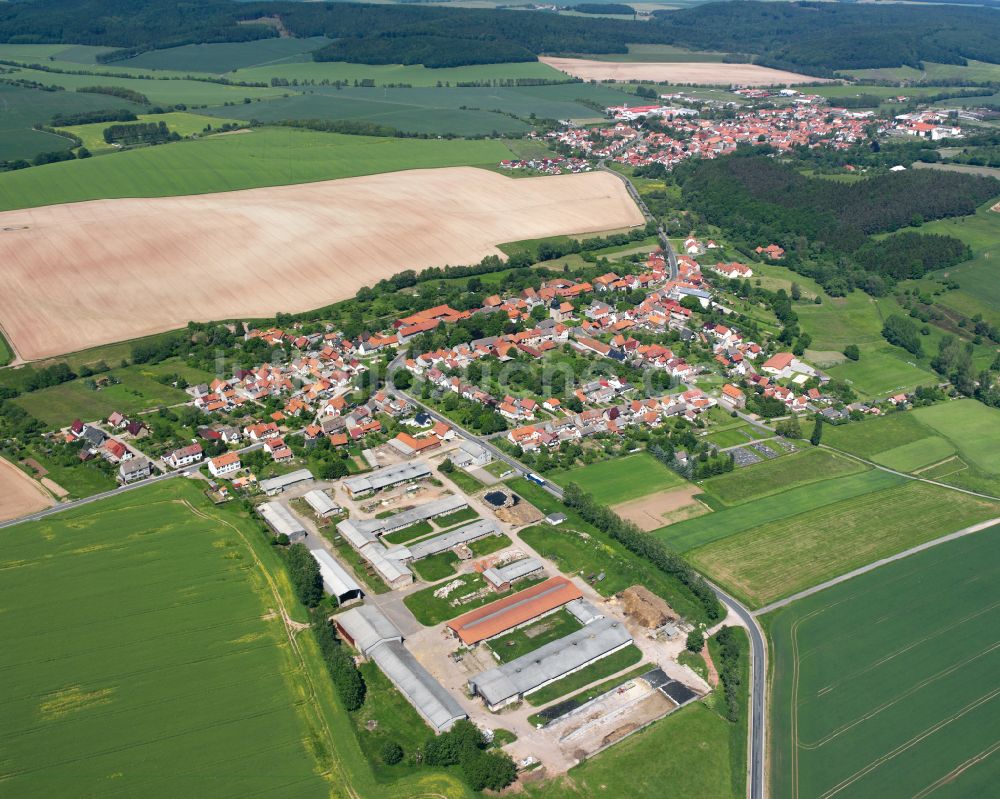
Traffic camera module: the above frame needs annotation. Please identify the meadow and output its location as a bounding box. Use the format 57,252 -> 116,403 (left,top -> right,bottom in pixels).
12,366 -> 193,428
59,110 -> 245,153
117,37 -> 332,73
687,480 -> 999,607
823,401 -> 1000,494
0,480 -> 332,797
0,82 -> 146,161
549,451 -> 686,504
656,468 -> 904,553
698,448 -> 865,506
4,63 -> 285,106
915,201 -> 1000,327
0,127 -> 513,211
200,82 -> 632,136
230,59 -> 569,88
843,59 -> 1000,83
765,523 -> 1000,799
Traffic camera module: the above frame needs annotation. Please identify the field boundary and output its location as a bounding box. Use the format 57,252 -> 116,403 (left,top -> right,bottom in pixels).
754,516 -> 1000,615
819,444 -> 1000,502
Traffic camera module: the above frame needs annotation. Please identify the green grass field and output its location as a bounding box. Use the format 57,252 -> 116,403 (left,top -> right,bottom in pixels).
512,479 -> 715,624
525,644 -> 642,706
656,469 -> 904,553
0,82 -> 146,160
16,443 -> 117,498
230,59 -> 568,88
549,452 -> 686,504
117,37 -> 331,73
765,523 -> 1000,799
526,702 -> 743,799
13,366 -> 192,428
412,551 -> 460,582
200,82 -> 632,136
824,401 -> 1000,482
59,110 -> 245,153
490,608 -> 583,663
903,200 -> 1000,326
0,127 -> 513,211
0,328 -> 13,366
687,480 -> 999,607
0,480 -> 332,797
844,59 -> 1000,83
699,448 -> 865,506
575,43 -> 729,63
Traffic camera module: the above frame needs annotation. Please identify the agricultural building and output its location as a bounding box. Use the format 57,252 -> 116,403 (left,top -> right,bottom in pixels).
468,617 -> 634,711
405,519 -> 501,561
451,440 -> 492,469
335,605 -> 403,656
309,549 -> 362,605
303,489 -> 341,518
447,576 -> 582,645
335,605 -> 466,733
482,558 -> 545,592
566,598 -> 604,625
337,495 -> 467,541
343,461 -> 431,497
259,469 -> 314,496
257,502 -> 306,543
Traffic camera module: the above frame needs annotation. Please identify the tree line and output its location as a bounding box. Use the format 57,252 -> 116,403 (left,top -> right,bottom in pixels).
2,0 -> 999,73
562,482 -> 724,623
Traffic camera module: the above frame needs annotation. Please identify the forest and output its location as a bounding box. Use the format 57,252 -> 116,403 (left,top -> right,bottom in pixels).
2,1 -> 999,73
676,151 -> 997,295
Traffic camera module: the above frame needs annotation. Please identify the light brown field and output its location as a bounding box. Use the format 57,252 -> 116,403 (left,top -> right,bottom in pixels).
613,486 -> 708,532
0,457 -> 53,523
0,167 -> 643,360
539,56 -> 830,86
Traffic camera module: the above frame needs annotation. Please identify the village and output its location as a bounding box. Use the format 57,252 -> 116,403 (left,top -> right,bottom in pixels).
498,87 -> 964,175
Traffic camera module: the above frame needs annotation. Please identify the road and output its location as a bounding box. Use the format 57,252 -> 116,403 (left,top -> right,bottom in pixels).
0,441 -> 263,530
597,160 -> 677,280
754,515 -> 1000,616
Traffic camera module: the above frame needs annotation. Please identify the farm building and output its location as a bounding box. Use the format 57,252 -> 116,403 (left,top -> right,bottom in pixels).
468,617 -> 634,711
304,489 -> 342,518
566,598 -> 604,625
405,519 -> 502,561
335,605 -> 466,733
447,576 -> 582,645
257,502 -> 306,543
451,440 -> 492,469
343,461 -> 431,497
362,543 -> 414,589
338,496 -> 467,542
335,604 -> 402,656
309,549 -> 362,605
482,558 -> 545,592
259,469 -> 314,496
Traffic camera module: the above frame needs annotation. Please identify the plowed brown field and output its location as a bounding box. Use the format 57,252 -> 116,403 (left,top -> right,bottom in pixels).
540,57 -> 829,86
0,457 -> 53,523
0,167 -> 642,360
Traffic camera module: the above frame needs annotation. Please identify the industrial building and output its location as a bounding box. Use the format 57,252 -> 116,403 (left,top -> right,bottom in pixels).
335,605 -> 466,733
447,576 -> 582,645
310,549 -> 363,605
257,502 -> 306,542
343,461 -> 431,497
468,617 -> 634,711
259,469 -> 314,496
335,518 -> 415,589
482,558 -> 545,592
304,489 -> 342,518
405,519 -> 502,561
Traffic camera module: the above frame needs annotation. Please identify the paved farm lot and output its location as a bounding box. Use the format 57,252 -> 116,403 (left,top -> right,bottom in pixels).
764,523 -> 1000,799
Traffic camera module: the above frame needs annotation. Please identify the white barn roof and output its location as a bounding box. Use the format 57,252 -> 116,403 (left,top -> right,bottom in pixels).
406,519 -> 501,561
343,461 -> 431,494
257,502 -> 305,539
304,489 -> 341,516
335,604 -> 402,656
470,617 -> 633,707
369,640 -> 467,733
310,549 -> 362,602
259,468 -> 314,494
